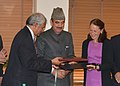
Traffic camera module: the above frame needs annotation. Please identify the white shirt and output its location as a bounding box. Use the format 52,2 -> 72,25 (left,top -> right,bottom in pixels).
26,25 -> 35,41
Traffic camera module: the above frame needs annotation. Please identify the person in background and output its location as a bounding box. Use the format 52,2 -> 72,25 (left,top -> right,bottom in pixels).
36,7 -> 75,86
111,34 -> 120,86
0,35 -> 7,85
1,13 -> 63,86
81,18 -> 113,86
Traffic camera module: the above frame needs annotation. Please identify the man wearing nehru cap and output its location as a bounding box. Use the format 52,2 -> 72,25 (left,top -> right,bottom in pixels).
36,7 -> 75,86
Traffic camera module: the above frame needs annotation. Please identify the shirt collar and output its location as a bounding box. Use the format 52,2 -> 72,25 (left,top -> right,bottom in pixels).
26,25 -> 34,41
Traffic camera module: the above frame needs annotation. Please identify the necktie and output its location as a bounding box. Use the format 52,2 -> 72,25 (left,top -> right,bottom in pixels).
33,37 -> 37,54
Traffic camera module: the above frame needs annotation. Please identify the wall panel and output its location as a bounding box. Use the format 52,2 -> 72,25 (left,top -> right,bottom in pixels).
69,0 -> 101,56
0,0 -> 32,54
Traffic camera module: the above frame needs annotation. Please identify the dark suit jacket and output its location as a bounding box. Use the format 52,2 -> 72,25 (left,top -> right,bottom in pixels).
36,28 -> 75,86
0,35 -> 3,76
82,38 -> 113,86
1,26 -> 52,86
0,35 -> 3,51
111,34 -> 120,85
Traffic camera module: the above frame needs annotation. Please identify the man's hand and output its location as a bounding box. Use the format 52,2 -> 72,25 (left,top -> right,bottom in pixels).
52,69 -> 70,79
86,64 -> 96,70
86,63 -> 100,71
68,61 -> 77,64
51,57 -> 63,66
115,72 -> 120,83
0,48 -> 7,64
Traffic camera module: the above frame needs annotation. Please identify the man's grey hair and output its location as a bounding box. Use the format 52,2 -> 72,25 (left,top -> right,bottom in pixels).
26,13 -> 47,26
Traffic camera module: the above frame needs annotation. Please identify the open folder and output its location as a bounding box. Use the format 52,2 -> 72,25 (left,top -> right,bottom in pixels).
59,58 -> 87,70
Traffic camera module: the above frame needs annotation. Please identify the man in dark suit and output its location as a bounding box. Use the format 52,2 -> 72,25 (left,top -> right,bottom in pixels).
111,34 -> 120,86
36,7 -> 75,86
1,13 -> 63,86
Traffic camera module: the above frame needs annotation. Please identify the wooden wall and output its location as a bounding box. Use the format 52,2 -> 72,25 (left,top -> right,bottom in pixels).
69,0 -> 120,57
0,0 -> 32,55
69,1 -> 120,85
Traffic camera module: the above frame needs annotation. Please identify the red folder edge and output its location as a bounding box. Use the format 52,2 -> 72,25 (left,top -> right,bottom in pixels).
59,58 -> 87,62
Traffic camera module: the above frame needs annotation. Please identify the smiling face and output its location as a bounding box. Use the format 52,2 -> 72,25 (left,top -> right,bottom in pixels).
89,23 -> 101,42
51,19 -> 65,34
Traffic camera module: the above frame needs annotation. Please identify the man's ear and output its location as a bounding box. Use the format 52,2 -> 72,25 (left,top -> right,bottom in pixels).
50,20 -> 53,26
